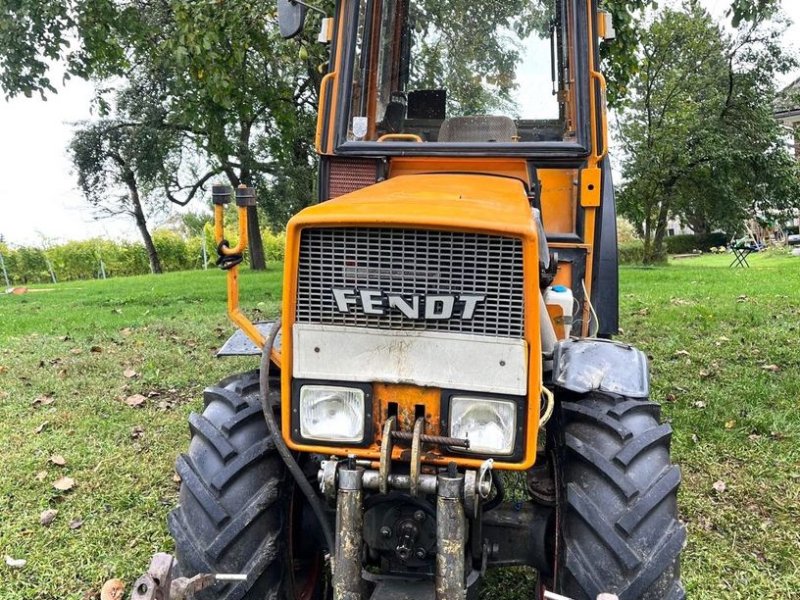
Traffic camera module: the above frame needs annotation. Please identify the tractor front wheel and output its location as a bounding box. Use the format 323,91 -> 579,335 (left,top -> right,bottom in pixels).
549,392 -> 686,600
168,371 -> 325,600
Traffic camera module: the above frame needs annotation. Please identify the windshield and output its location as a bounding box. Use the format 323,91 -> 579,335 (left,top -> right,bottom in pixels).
345,0 -> 579,145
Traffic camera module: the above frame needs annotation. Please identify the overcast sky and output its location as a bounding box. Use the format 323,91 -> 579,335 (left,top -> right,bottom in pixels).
0,0 -> 798,247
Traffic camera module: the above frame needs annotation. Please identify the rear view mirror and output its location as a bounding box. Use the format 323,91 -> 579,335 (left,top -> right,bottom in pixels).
278,0 -> 308,39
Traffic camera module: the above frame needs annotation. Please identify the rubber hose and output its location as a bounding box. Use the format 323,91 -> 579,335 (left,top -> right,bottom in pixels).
483,472 -> 505,512
259,318 -> 336,554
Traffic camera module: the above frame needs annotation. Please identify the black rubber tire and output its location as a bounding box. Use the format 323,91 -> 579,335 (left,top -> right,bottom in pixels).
553,392 -> 686,600
168,371 -> 323,600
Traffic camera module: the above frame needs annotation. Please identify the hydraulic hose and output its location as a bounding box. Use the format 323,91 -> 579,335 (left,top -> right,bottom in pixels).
483,472 -> 505,512
258,318 -> 336,554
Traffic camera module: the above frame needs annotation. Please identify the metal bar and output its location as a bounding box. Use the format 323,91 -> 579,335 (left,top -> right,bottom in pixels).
435,472 -> 466,600
362,470 -> 437,495
390,431 -> 470,448
334,466 -> 364,600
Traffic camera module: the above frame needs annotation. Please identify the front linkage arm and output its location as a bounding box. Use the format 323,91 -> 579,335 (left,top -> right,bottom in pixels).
129,553 -> 246,600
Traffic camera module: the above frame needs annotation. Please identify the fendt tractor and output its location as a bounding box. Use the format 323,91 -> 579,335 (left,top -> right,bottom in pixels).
129,1 -> 685,599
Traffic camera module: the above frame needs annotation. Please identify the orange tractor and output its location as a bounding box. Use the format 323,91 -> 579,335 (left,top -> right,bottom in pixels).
130,1 -> 684,599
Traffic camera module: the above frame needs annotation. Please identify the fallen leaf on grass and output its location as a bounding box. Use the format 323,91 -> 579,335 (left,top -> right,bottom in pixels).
725,420 -> 736,430
32,395 -> 55,406
34,422 -> 48,434
69,518 -> 83,530
53,476 -> 75,491
123,368 -> 138,379
40,509 -> 58,526
50,454 -> 66,466
712,480 -> 726,493
90,346 -> 102,353
0,365 -> 6,374
124,394 -> 146,408
100,579 -> 126,600
35,470 -> 48,482
761,364 -> 780,373
4,555 -> 26,569
69,348 -> 83,355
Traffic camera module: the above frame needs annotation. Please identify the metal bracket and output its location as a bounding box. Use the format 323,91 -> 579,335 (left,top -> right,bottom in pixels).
129,553 -> 246,600
409,418 -> 425,497
379,417 -> 397,495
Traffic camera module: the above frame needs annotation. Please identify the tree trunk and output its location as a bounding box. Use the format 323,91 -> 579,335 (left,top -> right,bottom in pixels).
649,199 -> 672,264
246,205 -> 266,270
126,174 -> 163,274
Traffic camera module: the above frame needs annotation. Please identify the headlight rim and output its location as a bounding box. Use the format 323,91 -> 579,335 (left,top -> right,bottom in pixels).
441,390 -> 526,459
291,379 -> 374,447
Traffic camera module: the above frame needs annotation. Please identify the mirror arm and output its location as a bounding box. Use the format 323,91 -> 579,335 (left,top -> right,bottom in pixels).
289,0 -> 326,17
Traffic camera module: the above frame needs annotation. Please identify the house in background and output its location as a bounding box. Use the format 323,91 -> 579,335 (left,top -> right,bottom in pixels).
775,76 -> 800,160
775,78 -> 800,237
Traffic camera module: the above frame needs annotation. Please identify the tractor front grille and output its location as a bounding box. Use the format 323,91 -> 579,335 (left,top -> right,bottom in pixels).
295,227 -> 525,338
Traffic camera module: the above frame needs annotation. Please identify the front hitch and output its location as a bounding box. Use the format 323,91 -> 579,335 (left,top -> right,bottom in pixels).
128,553 -> 246,600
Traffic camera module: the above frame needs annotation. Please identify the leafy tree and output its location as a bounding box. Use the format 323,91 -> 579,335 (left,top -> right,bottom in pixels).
616,3 -> 800,262
69,117 -> 175,274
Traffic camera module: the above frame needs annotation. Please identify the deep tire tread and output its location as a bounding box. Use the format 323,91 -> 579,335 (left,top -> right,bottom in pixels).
188,412 -> 237,461
203,385 -> 250,412
561,402 -> 633,440
169,372 -> 299,600
211,438 -> 275,491
559,393 -> 685,600
175,455 -> 229,526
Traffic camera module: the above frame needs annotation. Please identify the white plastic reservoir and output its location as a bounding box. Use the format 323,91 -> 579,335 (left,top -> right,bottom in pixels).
544,285 -> 574,339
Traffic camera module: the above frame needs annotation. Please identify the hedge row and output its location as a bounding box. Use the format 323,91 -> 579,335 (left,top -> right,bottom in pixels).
664,232 -> 728,254
0,227 -> 286,285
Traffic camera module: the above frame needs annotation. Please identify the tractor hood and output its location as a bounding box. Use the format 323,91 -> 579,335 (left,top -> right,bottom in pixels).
286,174 -> 535,238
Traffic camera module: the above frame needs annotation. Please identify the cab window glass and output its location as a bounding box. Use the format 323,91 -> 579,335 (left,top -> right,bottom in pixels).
347,0 -> 575,144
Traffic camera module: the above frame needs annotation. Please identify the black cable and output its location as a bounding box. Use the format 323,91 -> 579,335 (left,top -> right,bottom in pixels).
483,472 -> 505,512
259,318 -> 336,554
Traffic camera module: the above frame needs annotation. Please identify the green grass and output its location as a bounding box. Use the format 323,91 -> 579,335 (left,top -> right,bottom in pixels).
1,253 -> 799,599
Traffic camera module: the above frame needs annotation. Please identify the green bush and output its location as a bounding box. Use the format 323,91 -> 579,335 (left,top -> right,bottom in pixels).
619,241 -> 645,264
0,226 -> 288,284
664,232 -> 728,255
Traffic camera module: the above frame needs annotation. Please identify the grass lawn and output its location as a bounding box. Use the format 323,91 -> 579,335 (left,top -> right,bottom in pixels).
1,252 -> 798,599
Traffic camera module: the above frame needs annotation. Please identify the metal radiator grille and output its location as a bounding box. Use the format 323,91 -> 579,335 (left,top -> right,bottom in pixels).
328,158 -> 378,199
296,228 -> 525,338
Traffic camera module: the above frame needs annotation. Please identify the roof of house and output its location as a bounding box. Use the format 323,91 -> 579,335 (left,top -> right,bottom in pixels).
775,76 -> 800,120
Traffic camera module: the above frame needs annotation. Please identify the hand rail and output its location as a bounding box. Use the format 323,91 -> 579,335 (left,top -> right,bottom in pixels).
315,71 -> 336,153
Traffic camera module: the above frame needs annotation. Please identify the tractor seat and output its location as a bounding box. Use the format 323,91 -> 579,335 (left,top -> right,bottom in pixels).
437,115 -> 517,142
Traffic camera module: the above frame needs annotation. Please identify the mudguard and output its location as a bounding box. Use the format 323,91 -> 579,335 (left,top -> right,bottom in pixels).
552,338 -> 649,398
217,322 -> 282,357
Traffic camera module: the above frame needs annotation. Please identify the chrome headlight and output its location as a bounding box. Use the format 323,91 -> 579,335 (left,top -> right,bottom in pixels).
449,396 -> 517,455
299,385 -> 365,443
